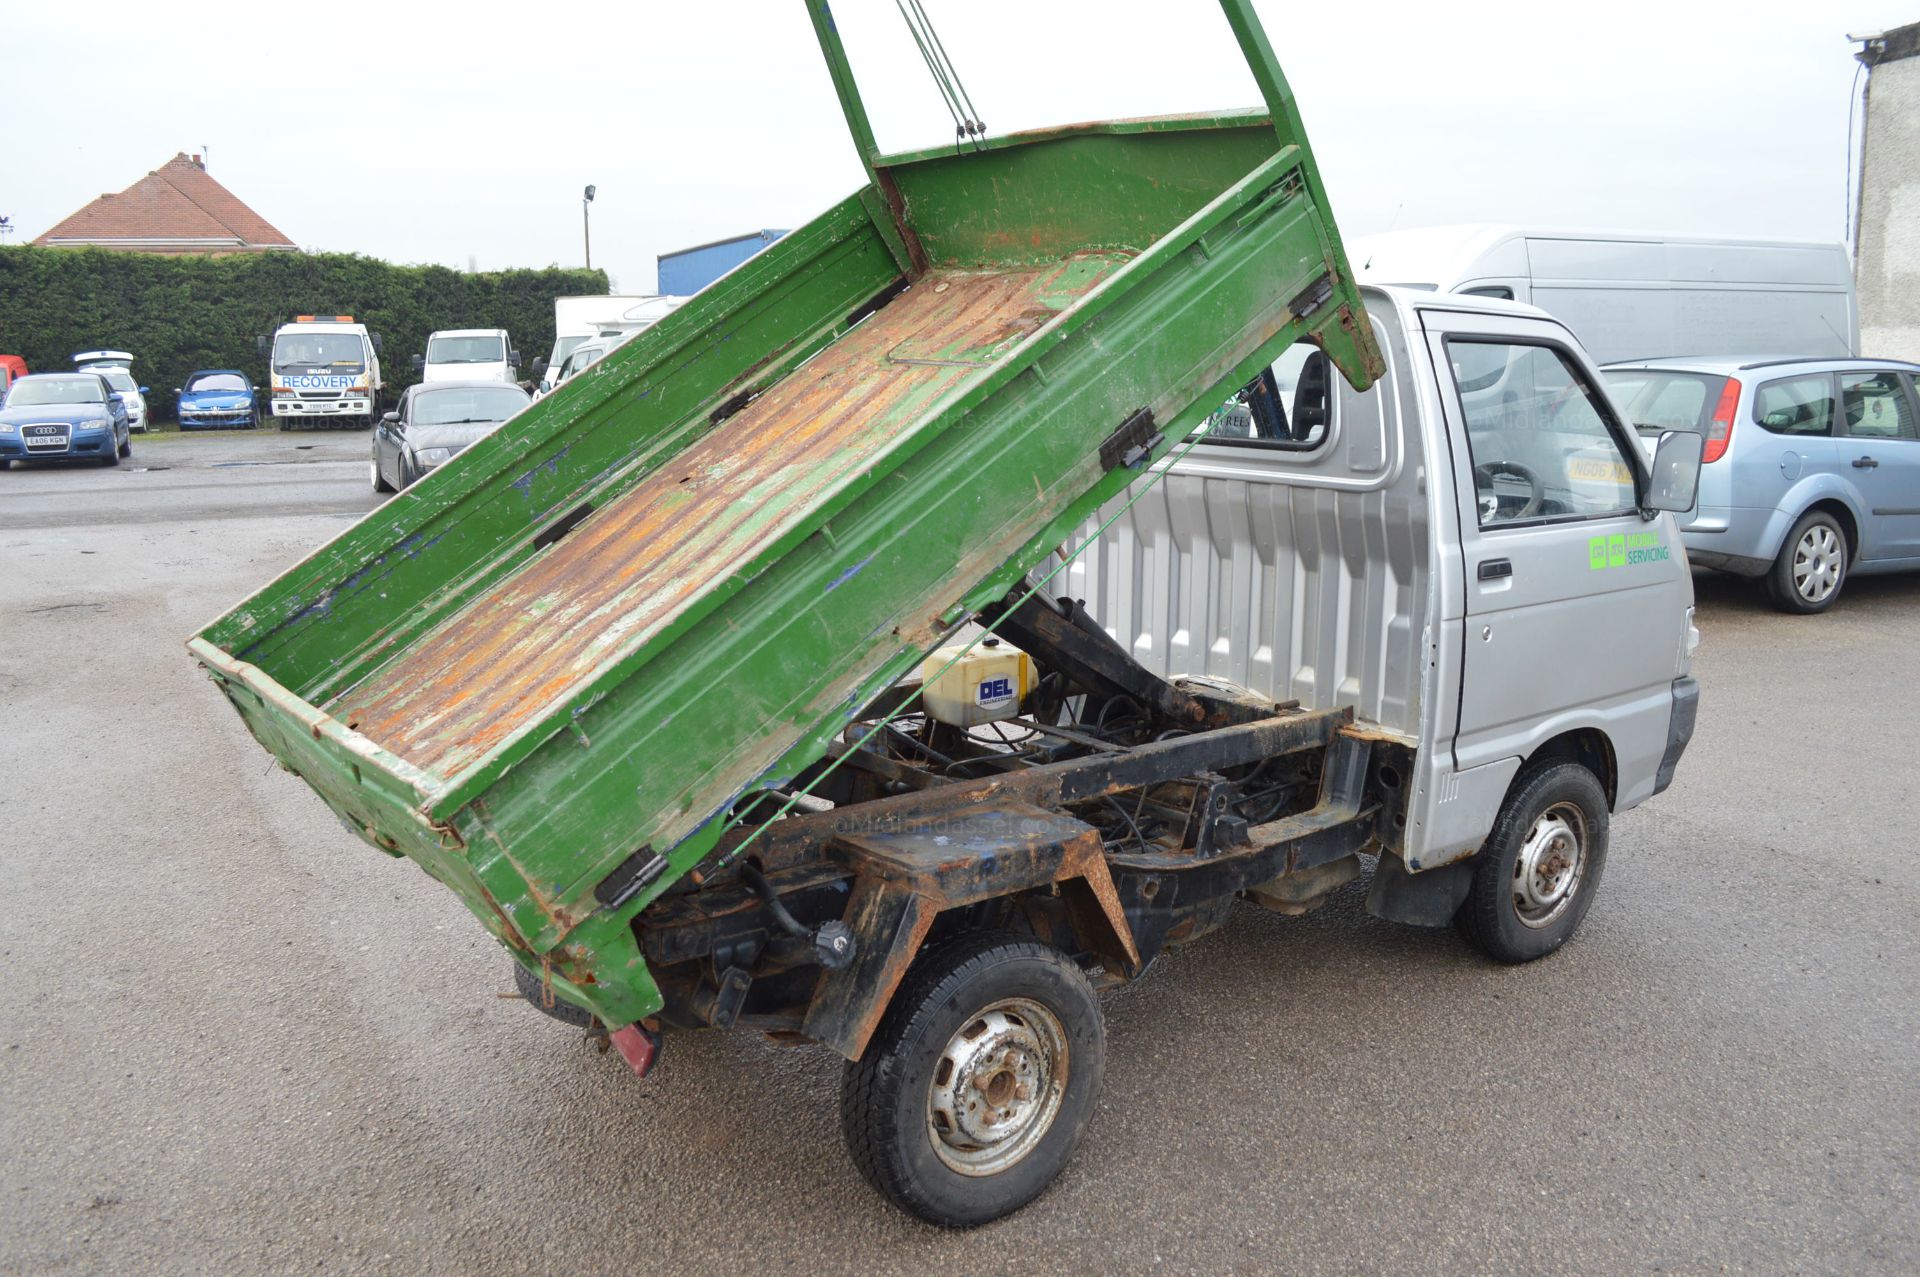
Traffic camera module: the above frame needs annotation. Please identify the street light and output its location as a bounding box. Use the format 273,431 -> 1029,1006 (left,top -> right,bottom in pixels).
582,184 -> 597,271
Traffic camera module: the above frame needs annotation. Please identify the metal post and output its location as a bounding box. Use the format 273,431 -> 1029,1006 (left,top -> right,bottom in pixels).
582,184 -> 597,272
805,0 -> 883,187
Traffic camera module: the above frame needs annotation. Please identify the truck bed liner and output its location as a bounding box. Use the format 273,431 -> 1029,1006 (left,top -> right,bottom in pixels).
337,258 -> 1127,777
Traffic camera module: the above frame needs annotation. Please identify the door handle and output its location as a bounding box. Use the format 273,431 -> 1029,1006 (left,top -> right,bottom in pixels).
1478,558 -> 1513,581
1852,456 -> 1879,469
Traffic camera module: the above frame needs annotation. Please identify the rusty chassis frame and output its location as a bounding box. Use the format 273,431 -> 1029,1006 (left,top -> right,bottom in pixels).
633,591 -> 1411,1060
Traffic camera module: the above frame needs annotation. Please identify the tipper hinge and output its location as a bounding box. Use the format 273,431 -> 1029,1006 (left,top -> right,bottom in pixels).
596,846 -> 667,909
1099,408 -> 1162,471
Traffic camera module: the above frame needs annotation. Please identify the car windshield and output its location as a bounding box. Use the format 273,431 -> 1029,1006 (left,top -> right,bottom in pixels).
100,370 -> 137,394
188,372 -> 249,393
272,332 -> 365,371
428,334 -> 506,364
7,376 -> 106,406
1601,370 -> 1725,436
412,386 -> 528,426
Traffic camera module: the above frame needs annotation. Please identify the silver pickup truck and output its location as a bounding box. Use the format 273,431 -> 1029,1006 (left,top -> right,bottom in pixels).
1072,284 -> 1703,943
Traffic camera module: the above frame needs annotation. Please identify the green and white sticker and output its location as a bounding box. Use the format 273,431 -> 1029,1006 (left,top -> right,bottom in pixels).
1588,531 -> 1670,570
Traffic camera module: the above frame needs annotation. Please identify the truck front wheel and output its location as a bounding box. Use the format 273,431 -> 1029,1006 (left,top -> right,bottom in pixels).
1456,761 -> 1609,963
840,931 -> 1104,1228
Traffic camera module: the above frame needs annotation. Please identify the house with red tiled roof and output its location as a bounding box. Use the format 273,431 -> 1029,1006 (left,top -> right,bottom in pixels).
33,153 -> 296,255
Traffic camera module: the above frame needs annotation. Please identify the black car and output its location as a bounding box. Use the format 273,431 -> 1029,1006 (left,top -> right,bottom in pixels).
371,380 -> 530,493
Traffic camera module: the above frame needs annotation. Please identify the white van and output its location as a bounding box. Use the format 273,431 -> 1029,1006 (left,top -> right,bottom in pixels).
414,329 -> 519,385
1348,226 -> 1858,365
537,295 -> 686,395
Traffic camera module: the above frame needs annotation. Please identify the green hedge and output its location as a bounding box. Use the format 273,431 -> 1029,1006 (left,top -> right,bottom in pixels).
0,246 -> 607,421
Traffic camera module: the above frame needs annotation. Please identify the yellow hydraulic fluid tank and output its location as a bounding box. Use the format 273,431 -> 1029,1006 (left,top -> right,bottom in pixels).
918,638 -> 1036,728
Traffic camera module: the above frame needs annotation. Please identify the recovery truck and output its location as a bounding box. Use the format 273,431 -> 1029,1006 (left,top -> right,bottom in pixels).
190,0 -> 1704,1227
259,315 -> 384,429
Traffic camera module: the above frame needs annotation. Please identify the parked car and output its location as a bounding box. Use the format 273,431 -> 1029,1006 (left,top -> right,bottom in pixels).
72,351 -> 149,432
0,355 -> 27,397
176,370 -> 260,430
371,380 -> 530,492
0,372 -> 132,468
412,328 -> 520,385
1603,355 -> 1920,612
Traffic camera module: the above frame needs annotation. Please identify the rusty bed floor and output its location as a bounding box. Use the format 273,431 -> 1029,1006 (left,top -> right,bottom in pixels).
336,255 -> 1128,779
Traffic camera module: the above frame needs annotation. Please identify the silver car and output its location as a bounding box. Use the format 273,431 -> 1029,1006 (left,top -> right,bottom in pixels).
1603,356 -> 1920,612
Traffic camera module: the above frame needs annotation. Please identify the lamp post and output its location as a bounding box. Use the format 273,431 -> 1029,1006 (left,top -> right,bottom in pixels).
582,185 -> 596,271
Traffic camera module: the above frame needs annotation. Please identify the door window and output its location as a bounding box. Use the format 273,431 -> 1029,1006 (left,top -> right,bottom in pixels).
1201,343 -> 1332,450
1752,376 -> 1834,437
1446,339 -> 1638,527
1840,371 -> 1918,441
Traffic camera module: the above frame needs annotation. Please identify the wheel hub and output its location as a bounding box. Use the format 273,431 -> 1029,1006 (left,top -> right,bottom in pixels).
1512,804 -> 1586,929
1793,526 -> 1842,603
927,998 -> 1068,1176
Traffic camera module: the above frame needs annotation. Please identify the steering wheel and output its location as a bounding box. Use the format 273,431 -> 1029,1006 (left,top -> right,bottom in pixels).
1474,460 -> 1545,522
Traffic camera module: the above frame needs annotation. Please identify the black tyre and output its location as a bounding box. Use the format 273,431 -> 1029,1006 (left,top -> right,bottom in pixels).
118,435 -> 132,458
840,931 -> 1104,1228
101,441 -> 120,467
510,959 -> 595,1028
1765,510 -> 1847,614
1456,761 -> 1609,963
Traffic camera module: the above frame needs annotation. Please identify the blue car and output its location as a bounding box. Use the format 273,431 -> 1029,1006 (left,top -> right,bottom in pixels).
0,372 -> 132,468
176,369 -> 260,430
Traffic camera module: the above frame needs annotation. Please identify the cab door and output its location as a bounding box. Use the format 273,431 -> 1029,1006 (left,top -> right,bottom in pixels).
1421,307 -> 1691,812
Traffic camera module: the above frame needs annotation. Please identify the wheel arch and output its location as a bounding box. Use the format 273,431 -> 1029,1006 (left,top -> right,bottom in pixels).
1519,727 -> 1617,810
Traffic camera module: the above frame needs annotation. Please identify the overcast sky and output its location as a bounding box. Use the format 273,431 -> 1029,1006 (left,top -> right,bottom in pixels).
4,1 -> 1912,293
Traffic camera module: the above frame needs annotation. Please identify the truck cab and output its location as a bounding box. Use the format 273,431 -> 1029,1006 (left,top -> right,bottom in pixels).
413,328 -> 519,386
262,316 -> 383,429
1071,285 -> 1702,878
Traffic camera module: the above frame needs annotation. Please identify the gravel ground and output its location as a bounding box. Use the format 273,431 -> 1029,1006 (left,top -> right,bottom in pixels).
0,429 -> 1914,1275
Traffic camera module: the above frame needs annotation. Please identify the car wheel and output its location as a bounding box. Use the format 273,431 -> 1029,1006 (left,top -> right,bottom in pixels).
370,458 -> 394,494
1456,760 -> 1609,964
101,440 -> 121,467
840,931 -> 1105,1228
118,434 -> 132,459
1765,510 -> 1847,614
248,410 -> 260,430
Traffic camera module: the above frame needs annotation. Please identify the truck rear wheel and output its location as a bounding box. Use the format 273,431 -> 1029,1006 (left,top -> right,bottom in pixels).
840,931 -> 1104,1228
1456,761 -> 1609,963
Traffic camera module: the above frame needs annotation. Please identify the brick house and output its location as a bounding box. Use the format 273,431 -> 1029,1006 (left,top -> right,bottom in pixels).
33,152 -> 296,255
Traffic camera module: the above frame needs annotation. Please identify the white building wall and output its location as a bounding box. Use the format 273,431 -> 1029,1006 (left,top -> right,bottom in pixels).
1857,36 -> 1920,362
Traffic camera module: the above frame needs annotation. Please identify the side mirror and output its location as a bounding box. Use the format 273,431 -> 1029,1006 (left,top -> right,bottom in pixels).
138,385 -> 149,394
1646,430 -> 1705,514
371,333 -> 384,354
411,354 -> 424,371
172,387 -> 182,394
530,357 -> 548,378
508,349 -> 520,367
256,335 -> 269,357
382,410 -> 400,425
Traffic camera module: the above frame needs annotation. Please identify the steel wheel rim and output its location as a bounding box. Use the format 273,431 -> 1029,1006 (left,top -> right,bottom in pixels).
926,997 -> 1069,1177
1792,525 -> 1842,603
1511,801 -> 1587,929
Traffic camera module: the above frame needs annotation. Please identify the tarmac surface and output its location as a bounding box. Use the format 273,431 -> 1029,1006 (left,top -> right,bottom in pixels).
1,429 -> 1914,1274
